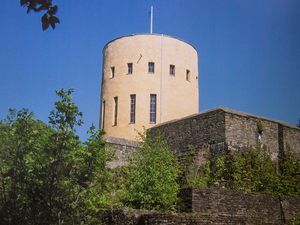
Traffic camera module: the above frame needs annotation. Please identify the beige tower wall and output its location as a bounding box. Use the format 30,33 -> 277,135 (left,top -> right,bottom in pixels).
100,34 -> 199,140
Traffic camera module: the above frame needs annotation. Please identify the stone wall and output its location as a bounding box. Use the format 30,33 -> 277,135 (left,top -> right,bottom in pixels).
99,209 -> 254,225
148,107 -> 300,167
224,109 -> 300,160
224,111 -> 279,154
106,107 -> 300,168
106,137 -> 140,168
179,188 -> 300,224
99,188 -> 300,225
149,109 -> 226,168
149,109 -> 225,155
283,125 -> 300,155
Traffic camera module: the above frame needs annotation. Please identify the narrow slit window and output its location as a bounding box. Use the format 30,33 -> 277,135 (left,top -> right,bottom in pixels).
102,100 -> 106,129
128,63 -> 133,74
113,97 -> 118,126
148,62 -> 155,73
150,94 -> 157,123
111,66 -> 115,78
130,94 -> 136,123
186,69 -> 190,81
170,65 -> 175,76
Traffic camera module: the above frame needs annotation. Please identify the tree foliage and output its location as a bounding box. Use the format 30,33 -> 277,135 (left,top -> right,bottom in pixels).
0,89 -> 110,225
124,135 -> 180,211
20,0 -> 60,30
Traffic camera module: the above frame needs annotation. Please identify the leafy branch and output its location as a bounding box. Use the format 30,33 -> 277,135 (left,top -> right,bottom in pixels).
20,0 -> 60,30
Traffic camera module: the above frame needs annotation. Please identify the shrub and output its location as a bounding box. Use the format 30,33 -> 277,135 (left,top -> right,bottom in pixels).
124,134 -> 180,211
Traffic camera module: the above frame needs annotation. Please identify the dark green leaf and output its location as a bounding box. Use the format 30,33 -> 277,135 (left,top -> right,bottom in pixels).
49,5 -> 58,15
41,13 -> 48,23
42,21 -> 49,31
49,15 -> 60,24
50,22 -> 56,29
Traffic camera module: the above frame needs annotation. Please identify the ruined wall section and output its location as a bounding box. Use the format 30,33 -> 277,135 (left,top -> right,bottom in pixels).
149,107 -> 300,167
106,137 -> 140,168
149,109 -> 225,154
283,126 -> 300,155
99,189 -> 300,225
179,188 -> 300,225
149,109 -> 226,168
224,110 -> 279,159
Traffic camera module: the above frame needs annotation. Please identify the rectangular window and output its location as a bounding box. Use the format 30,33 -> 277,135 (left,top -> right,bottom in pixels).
111,66 -> 115,78
130,94 -> 136,123
113,97 -> 118,126
169,65 -> 175,76
148,62 -> 155,73
150,94 -> 157,123
102,100 -> 106,129
186,69 -> 190,81
127,63 -> 133,74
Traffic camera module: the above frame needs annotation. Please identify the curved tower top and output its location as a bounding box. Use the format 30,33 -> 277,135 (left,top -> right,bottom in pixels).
100,34 -> 199,140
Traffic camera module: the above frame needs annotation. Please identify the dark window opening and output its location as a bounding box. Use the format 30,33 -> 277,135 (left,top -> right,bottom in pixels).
170,65 -> 175,76
150,94 -> 157,123
128,63 -> 133,74
102,100 -> 106,129
130,94 -> 136,123
111,66 -> 115,78
186,70 -> 190,81
148,62 -> 155,73
113,97 -> 118,126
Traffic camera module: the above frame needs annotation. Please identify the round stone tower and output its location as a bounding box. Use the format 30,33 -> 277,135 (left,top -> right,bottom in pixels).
100,34 -> 199,140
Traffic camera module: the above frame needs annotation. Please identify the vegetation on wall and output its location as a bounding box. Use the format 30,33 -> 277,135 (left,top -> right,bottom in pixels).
184,145 -> 300,197
123,134 -> 180,211
256,120 -> 264,135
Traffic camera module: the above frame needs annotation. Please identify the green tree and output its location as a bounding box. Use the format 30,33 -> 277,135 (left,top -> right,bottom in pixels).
0,89 -> 110,225
0,109 -> 53,225
124,135 -> 180,211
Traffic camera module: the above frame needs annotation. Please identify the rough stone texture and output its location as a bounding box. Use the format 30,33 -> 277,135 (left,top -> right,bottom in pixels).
106,137 -> 140,168
283,126 -> 300,155
99,209 -> 250,225
99,189 -> 300,225
98,209 -> 150,225
179,188 -> 300,224
148,107 -> 300,167
224,112 -> 279,153
149,109 -> 225,155
149,109 -> 226,169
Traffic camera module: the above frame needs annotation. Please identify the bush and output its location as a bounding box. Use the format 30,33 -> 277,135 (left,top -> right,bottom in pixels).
184,145 -> 300,197
124,134 -> 180,211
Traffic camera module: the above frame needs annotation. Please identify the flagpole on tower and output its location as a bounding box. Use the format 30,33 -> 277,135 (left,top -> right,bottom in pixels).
150,6 -> 153,34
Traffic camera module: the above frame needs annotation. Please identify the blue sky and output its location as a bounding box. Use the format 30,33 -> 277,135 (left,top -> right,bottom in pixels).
0,0 -> 299,140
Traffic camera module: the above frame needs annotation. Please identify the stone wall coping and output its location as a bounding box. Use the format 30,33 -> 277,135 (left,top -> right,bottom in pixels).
181,187 -> 300,200
150,107 -> 300,131
106,136 -> 140,147
220,107 -> 300,130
